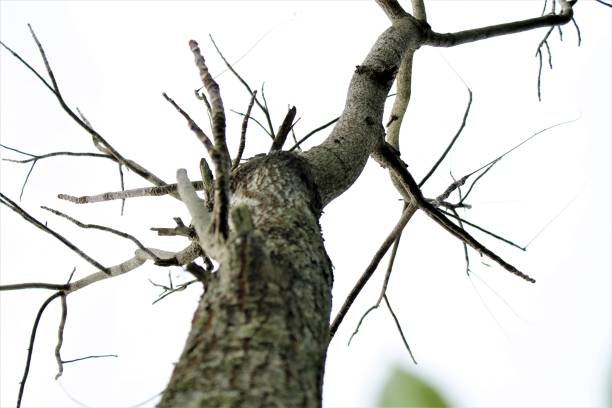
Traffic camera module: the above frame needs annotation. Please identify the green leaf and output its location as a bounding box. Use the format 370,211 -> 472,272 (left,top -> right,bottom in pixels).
377,366 -> 449,408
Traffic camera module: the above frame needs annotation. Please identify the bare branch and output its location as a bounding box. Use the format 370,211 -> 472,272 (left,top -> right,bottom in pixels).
0,282 -> 69,291
424,2 -> 575,47
41,206 -> 162,261
233,90 -> 257,170
61,354 -> 118,364
270,106 -> 297,152
441,210 -> 526,251
384,294 -> 417,364
0,193 -> 109,274
190,39 -> 231,239
21,25 -> 172,192
17,292 -> 62,408
289,116 -> 339,152
1,146 -> 112,164
209,35 -> 275,138
375,143 -> 536,283
419,87 -> 472,187
162,92 -> 215,153
348,226 -> 403,346
151,217 -> 194,238
330,203 -> 418,339
66,242 -> 202,294
58,180 -> 204,204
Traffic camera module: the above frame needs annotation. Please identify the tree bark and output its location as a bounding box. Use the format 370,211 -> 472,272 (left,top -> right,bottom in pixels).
159,152 -> 333,407
158,2 -> 577,405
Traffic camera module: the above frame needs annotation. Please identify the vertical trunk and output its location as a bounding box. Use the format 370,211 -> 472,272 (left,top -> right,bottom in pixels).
159,152 -> 333,407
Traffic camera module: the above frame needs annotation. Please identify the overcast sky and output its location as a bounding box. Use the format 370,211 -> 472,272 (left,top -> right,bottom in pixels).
1,2 -> 610,407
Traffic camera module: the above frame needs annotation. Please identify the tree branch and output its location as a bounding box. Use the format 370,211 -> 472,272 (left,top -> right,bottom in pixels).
424,1 -> 575,47
0,193 -> 109,274
190,39 -> 231,239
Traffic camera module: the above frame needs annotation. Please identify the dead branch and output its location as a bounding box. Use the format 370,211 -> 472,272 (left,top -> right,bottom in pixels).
58,180 -> 204,204
270,106 -> 297,152
419,88 -> 473,187
348,225 -> 403,346
209,35 -> 275,138
41,206 -> 162,261
190,39 -> 231,240
375,143 -> 536,283
329,203 -> 418,339
162,93 -> 215,153
8,26 -> 172,193
17,292 -> 62,408
233,90 -> 258,170
384,294 -> 417,364
289,116 -> 339,151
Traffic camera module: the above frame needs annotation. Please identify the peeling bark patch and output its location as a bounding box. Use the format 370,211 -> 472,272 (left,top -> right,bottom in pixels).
354,64 -> 398,87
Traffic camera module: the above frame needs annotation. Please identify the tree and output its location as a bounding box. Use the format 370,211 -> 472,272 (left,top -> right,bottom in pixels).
1,1 -> 610,407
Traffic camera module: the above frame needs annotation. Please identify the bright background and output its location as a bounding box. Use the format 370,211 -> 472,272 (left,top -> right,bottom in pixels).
1,2 -> 610,407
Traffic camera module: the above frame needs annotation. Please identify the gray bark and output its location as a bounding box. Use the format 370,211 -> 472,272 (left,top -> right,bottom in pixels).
158,2 -> 576,405
158,153 -> 333,407
159,17 -> 427,408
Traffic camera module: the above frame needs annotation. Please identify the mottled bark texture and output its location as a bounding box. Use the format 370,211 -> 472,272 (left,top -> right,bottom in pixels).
159,152 -> 333,407
157,1 -> 577,404
160,17 -> 426,407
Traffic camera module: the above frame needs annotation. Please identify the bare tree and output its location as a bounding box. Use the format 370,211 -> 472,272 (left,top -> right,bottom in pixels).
0,1 -> 609,407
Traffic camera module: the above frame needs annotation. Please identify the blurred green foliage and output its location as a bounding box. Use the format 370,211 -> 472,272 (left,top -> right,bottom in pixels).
377,366 -> 449,408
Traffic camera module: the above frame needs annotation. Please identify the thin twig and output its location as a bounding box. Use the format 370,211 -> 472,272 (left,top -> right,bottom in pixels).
209,35 -> 275,138
41,206 -> 162,261
289,116 -> 339,151
384,294 -> 417,364
535,26 -> 554,101
118,164 -> 126,215
375,144 -> 535,283
62,354 -> 118,364
330,204 -> 418,339
441,209 -> 526,251
348,227 -> 403,346
17,292 -> 63,408
233,90 -> 257,170
231,109 -> 271,136
419,88 -> 472,187
22,25 -> 171,191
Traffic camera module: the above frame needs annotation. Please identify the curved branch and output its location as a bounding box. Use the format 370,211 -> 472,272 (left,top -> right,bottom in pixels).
424,2 -> 574,47
303,18 -> 425,206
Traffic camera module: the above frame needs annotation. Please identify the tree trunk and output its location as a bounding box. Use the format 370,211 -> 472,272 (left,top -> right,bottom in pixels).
159,152 -> 333,407
159,16 -> 425,408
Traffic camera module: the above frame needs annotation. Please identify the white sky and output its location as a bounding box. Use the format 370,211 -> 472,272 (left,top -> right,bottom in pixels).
0,1 -> 610,407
